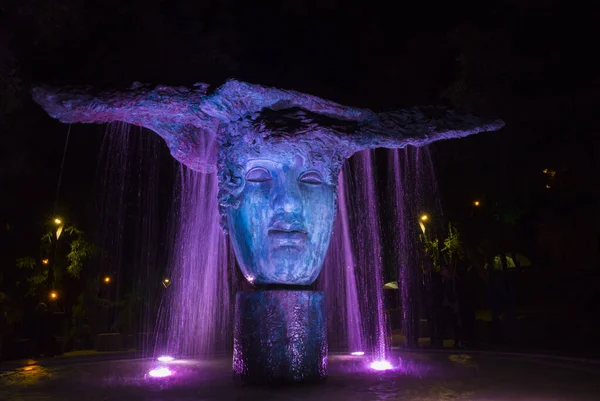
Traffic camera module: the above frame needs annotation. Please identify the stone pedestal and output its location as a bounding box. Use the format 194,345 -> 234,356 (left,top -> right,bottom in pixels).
233,290 -> 327,383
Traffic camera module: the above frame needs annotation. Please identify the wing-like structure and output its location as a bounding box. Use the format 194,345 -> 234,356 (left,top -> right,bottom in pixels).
32,79 -> 504,171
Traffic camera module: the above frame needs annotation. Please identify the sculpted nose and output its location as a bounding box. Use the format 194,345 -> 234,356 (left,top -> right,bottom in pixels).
273,183 -> 303,214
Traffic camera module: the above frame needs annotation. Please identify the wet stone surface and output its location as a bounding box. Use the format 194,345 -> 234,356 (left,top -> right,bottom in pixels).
233,290 -> 327,382
1,351 -> 599,401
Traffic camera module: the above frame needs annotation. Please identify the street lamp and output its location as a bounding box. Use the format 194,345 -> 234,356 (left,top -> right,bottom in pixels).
473,200 -> 480,207
53,217 -> 65,239
419,214 -> 429,234
104,276 -> 111,284
41,259 -> 49,265
49,291 -> 58,300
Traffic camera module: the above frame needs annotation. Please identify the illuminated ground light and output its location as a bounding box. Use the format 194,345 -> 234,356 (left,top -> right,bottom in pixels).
370,360 -> 393,371
350,351 -> 365,356
148,367 -> 173,378
157,355 -> 175,362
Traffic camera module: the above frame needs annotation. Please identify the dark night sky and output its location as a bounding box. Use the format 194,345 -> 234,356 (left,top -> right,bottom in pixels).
1,0 -> 599,270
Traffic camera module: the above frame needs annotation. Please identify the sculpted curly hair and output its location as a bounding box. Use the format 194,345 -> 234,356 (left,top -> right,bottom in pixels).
216,107 -> 359,233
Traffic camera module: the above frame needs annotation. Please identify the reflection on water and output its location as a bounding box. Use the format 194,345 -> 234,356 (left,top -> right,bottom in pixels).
366,380 -> 400,401
0,364 -> 53,386
404,383 -> 475,401
448,354 -> 477,368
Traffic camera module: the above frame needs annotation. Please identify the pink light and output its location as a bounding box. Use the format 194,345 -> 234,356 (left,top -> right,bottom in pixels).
351,351 -> 365,356
148,367 -> 172,378
370,360 -> 393,371
157,355 -> 175,362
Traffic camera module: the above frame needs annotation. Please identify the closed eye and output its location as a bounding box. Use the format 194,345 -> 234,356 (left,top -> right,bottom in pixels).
246,167 -> 271,182
299,171 -> 323,185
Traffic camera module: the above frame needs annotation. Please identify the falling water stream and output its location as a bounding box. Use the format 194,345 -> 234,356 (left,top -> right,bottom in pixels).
96,123 -> 168,348
96,124 -> 442,362
159,166 -> 236,356
355,150 -> 389,360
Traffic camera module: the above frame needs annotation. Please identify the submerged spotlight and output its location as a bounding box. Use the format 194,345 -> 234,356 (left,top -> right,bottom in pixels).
370,360 -> 393,371
157,355 -> 175,362
351,351 -> 365,356
148,366 -> 172,378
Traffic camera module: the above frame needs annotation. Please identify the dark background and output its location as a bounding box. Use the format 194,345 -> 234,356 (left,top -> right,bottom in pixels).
1,0 -> 599,353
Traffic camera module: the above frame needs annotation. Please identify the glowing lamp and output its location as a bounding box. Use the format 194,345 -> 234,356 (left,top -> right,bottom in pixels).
351,351 -> 365,356
420,214 -> 429,222
157,355 -> 174,362
104,276 -> 111,283
53,218 -> 62,225
49,291 -> 58,300
473,200 -> 480,207
41,259 -> 49,265
370,360 -> 393,371
148,367 -> 172,378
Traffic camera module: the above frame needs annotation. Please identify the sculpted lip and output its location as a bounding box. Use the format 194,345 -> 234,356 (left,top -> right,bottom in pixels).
268,221 -> 308,246
268,221 -> 308,234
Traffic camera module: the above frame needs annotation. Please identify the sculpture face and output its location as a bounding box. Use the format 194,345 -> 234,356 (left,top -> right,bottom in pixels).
226,150 -> 335,285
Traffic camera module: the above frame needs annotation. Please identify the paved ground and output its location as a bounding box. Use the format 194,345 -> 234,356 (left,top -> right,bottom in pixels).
1,350 -> 599,401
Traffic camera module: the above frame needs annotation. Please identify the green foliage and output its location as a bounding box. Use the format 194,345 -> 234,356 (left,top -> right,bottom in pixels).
65,228 -> 96,278
15,221 -> 97,297
419,232 -> 440,271
441,223 -> 465,267
16,256 -> 36,270
419,223 -> 465,272
16,256 -> 47,296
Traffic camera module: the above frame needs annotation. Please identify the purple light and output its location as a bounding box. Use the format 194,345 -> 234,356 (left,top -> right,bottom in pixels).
370,360 -> 393,371
157,355 -> 175,362
148,367 -> 173,378
350,351 -> 365,356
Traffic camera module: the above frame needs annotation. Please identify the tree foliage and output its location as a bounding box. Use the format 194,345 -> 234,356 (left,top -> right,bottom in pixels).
442,223 -> 465,268
419,223 -> 465,273
15,222 -> 96,297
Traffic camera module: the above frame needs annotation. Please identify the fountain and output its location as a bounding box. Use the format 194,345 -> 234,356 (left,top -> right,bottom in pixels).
32,79 -> 504,383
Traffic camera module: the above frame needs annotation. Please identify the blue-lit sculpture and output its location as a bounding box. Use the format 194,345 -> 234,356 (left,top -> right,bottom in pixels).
32,79 -> 504,382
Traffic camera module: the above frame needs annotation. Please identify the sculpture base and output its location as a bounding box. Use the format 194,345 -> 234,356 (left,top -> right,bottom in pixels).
233,289 -> 327,383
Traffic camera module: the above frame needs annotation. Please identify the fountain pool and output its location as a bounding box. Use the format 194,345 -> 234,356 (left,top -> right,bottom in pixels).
1,350 -> 599,400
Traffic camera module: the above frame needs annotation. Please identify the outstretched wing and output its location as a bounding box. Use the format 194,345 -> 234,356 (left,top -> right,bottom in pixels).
32,82 -> 219,172
353,106 -> 505,152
